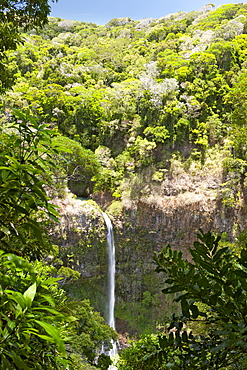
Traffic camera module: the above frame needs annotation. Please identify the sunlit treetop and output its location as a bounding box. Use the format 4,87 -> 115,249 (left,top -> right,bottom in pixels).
0,0 -> 58,30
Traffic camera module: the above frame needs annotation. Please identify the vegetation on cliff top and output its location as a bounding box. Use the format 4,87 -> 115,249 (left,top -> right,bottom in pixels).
2,2 -> 247,369
2,3 -> 247,204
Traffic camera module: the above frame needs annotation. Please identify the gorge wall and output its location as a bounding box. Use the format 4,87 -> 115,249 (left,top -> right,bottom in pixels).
51,177 -> 247,335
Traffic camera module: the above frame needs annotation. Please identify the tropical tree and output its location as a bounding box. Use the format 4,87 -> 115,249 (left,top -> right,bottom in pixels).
153,230 -> 247,369
53,136 -> 101,197
0,2 -> 118,369
0,250 -> 72,369
0,109 -> 117,368
0,109 -> 60,257
118,230 -> 247,369
0,0 -> 58,91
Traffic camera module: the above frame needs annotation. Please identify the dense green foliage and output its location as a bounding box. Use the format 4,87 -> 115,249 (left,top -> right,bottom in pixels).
0,249 -> 116,369
0,109 -> 59,257
0,3 -> 116,368
0,0 -> 58,91
0,251 -> 71,369
0,110 -> 116,368
3,2 -> 247,368
2,3 -> 247,200
118,231 -> 247,369
154,230 -> 247,369
53,136 -> 101,197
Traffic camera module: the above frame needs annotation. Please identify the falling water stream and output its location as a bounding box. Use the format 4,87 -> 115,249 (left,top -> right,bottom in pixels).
102,213 -> 118,368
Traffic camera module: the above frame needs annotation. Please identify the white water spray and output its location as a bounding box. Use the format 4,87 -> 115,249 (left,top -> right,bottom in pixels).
102,213 -> 118,365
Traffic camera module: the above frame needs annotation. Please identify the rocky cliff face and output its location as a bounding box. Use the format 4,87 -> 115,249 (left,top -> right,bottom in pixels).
108,192 -> 246,334
51,164 -> 247,335
51,195 -> 109,316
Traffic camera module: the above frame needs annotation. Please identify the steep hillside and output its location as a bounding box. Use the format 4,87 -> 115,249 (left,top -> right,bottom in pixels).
3,3 -> 247,335
3,4 -> 247,199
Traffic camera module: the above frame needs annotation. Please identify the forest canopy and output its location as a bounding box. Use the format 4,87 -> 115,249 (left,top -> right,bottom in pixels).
0,2 -> 116,369
2,2 -> 247,369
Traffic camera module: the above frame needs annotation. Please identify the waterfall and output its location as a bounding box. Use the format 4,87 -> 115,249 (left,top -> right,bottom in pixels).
102,212 -> 118,362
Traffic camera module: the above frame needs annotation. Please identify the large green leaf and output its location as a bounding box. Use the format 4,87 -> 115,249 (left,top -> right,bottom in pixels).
34,320 -> 66,354
23,282 -> 37,308
11,353 -> 31,370
5,290 -> 27,310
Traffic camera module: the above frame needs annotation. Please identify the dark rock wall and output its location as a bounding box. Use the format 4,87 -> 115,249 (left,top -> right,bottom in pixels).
52,192 -> 247,335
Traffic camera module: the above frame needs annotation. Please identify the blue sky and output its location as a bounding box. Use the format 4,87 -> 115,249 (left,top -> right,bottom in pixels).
49,1 -> 244,25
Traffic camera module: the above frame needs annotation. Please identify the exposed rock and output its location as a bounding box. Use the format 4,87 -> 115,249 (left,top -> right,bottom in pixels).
50,167 -> 247,335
